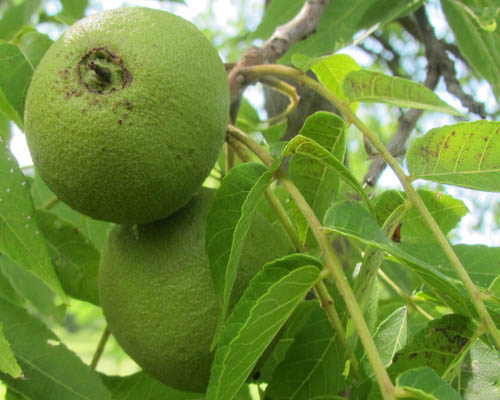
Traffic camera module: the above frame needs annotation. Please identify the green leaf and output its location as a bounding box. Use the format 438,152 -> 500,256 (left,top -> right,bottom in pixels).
0,42 -> 32,128
15,29 -> 52,69
389,314 -> 473,377
206,254 -> 321,400
311,54 -> 361,113
397,366 -> 462,400
342,70 -> 461,115
265,302 -> 347,399
31,173 -> 111,251
400,190 -> 468,244
257,300 -> 318,382
289,112 -> 345,244
254,0 -> 422,63
0,110 -> 10,143
0,281 -> 111,400
373,190 -> 406,225
0,0 -> 42,40
0,255 -> 60,319
407,120 -> 500,192
261,120 -> 287,144
205,162 -> 273,343
0,144 -> 65,302
370,307 -> 408,370
284,135 -> 374,214
35,210 -> 100,305
102,372 -> 203,400
441,0 -> 500,99
323,201 -> 473,316
57,0 -> 88,25
0,322 -> 21,378
457,339 -> 500,399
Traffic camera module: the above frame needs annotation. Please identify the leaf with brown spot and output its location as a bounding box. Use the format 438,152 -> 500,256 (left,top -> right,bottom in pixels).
407,120 -> 500,192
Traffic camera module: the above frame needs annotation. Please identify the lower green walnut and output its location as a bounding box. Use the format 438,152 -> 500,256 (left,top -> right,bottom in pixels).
99,188 -> 290,393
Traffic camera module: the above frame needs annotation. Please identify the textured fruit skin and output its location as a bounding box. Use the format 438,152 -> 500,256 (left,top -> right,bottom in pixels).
99,189 -> 290,393
25,7 -> 229,224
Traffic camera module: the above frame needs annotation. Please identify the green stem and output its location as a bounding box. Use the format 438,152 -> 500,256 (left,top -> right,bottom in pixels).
279,172 -> 396,400
378,269 -> 433,320
90,326 -> 110,371
41,195 -> 59,210
228,135 -> 362,380
243,63 -> 500,350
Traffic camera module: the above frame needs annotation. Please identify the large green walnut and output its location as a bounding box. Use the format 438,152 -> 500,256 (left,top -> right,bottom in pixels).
98,188 -> 290,393
25,7 -> 229,224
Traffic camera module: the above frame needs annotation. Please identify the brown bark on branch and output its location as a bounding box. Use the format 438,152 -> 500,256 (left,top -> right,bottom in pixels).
228,0 -> 330,120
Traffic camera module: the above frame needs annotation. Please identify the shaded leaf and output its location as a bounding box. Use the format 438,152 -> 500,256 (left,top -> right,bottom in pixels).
0,110 -> 10,143
206,254 -> 321,400
205,162 -> 272,342
57,0 -> 88,25
102,372 -> 202,400
0,278 -> 111,400
407,120 -> 500,192
0,0 -> 42,40
15,29 -> 52,69
370,307 -> 408,370
36,210 -> 100,305
458,339 -> 500,399
0,143 -> 65,301
389,314 -> 473,377
289,112 -> 345,244
265,302 -> 347,399
343,70 -> 461,115
284,135 -> 373,214
0,42 -> 32,128
0,255 -> 60,319
0,322 -> 21,378
257,300 -> 318,382
397,366 -> 462,400
441,0 -> 500,99
323,201 -> 473,316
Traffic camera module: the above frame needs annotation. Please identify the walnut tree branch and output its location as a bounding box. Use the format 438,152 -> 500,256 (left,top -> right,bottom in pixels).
228,0 -> 330,121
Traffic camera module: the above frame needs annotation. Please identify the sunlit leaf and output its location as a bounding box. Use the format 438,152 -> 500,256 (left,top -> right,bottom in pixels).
343,70 -> 461,115
289,112 -> 345,244
206,254 -> 321,400
407,121 -> 500,192
312,54 -> 361,113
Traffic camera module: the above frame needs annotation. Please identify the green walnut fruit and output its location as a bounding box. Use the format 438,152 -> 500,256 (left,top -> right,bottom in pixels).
99,188 -> 290,393
25,7 -> 229,224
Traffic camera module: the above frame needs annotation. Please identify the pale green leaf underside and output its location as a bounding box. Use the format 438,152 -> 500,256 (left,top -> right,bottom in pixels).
407,120 -> 500,192
342,70 -> 461,115
207,254 -> 321,400
397,366 -> 462,400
